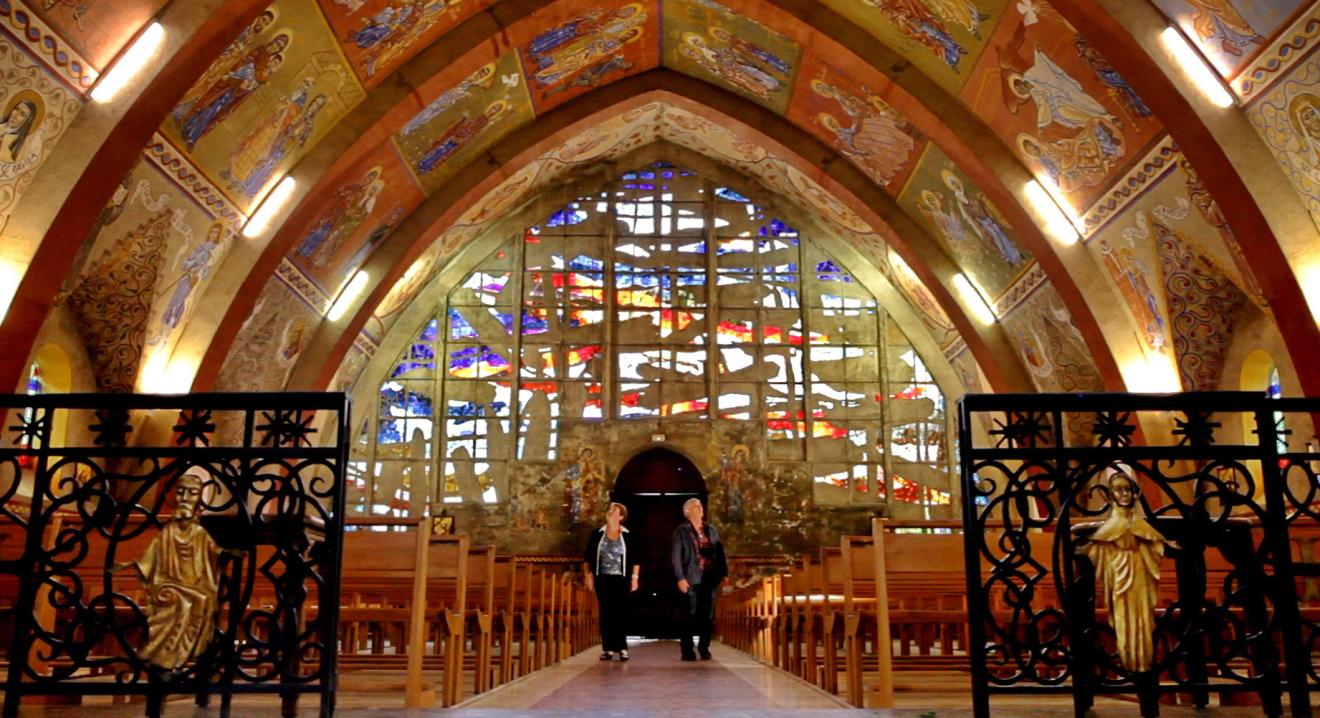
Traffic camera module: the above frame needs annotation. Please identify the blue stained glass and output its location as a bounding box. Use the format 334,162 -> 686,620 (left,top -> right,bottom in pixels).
522,308 -> 550,335
622,183 -> 656,190
714,187 -> 750,202
759,219 -> 797,236
381,384 -> 405,409
449,346 -> 512,377
448,401 -> 510,422
764,263 -> 798,273
377,419 -> 403,443
818,274 -> 854,282
662,171 -> 675,178
570,255 -> 604,271
420,318 -> 439,342
816,260 -> 842,273
765,274 -> 797,283
406,392 -> 434,416
677,274 -> 707,286
548,209 -> 588,226
410,344 -> 435,361
489,309 -> 515,333
449,308 -> 478,340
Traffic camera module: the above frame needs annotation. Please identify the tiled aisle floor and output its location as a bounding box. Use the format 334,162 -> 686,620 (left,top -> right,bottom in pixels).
0,641 -> 1297,717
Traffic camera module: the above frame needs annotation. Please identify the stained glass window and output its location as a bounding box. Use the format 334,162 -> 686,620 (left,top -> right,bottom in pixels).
364,163 -> 955,510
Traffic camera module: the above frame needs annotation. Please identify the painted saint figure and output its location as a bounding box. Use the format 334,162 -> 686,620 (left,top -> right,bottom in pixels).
916,189 -> 981,262
114,473 -> 233,671
812,80 -> 915,186
863,0 -> 965,70
1078,472 -> 1172,673
223,82 -> 328,197
0,98 -> 40,166
526,5 -> 646,90
1002,44 -> 1116,134
295,167 -> 384,267
350,0 -> 452,77
1018,117 -> 1124,194
720,445 -> 750,522
681,34 -> 783,100
159,222 -> 229,335
563,446 -> 604,524
416,102 -> 507,174
942,170 -> 1024,265
1184,0 -> 1263,57
173,33 -> 289,152
1075,35 -> 1151,122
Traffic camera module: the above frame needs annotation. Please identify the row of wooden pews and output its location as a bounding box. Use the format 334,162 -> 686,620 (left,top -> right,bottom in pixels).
333,518 -> 597,707
0,514 -> 597,710
716,518 -> 1020,708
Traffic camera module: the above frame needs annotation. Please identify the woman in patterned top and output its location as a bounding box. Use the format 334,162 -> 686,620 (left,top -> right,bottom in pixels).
584,502 -> 640,660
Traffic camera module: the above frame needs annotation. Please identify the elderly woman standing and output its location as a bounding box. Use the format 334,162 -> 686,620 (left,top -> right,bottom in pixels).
671,498 -> 727,661
584,502 -> 640,660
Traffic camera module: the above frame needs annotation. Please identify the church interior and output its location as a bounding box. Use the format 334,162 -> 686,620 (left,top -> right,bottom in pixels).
2,0 -> 1320,714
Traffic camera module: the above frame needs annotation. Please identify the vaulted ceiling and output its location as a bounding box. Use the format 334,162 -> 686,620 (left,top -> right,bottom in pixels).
2,0 -> 1319,410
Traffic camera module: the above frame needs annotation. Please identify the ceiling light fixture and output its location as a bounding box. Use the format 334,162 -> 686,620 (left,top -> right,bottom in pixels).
243,176 -> 297,238
91,22 -> 165,102
1160,26 -> 1235,108
1023,180 -> 1081,245
952,274 -> 996,324
328,270 -> 370,321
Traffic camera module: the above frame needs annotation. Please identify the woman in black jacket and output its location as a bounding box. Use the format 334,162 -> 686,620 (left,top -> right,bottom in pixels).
584,502 -> 640,660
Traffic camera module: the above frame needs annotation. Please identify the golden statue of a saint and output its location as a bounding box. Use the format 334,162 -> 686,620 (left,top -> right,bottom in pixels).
117,472 -> 230,671
1078,472 -> 1173,673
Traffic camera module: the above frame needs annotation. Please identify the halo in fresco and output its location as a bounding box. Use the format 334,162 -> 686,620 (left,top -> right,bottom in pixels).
662,0 -> 800,114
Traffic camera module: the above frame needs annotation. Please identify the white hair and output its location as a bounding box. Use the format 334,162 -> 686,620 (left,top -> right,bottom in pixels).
682,498 -> 702,513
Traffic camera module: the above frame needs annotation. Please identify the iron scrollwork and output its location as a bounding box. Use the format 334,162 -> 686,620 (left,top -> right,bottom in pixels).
961,392 -> 1316,718
0,393 -> 349,718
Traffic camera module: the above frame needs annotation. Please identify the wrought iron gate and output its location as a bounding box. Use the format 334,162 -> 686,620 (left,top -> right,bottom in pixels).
959,392 -> 1320,718
0,393 -> 349,718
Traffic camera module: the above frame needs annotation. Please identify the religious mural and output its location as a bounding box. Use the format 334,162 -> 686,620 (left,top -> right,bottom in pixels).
998,283 -> 1103,395
1151,0 -> 1302,77
512,1 -> 654,113
897,143 -> 1030,298
1247,46 -> 1320,236
161,0 -> 364,214
792,48 -> 924,191
0,32 -> 81,234
317,0 -> 490,85
214,277 -> 320,392
1085,150 -> 1265,390
286,146 -> 423,296
817,0 -> 1007,92
393,51 -> 534,194
957,0 -> 1163,218
662,0 -> 800,114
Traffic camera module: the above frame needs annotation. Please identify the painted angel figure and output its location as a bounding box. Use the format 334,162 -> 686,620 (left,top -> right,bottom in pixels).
1076,472 -> 1175,673
1001,40 -> 1116,135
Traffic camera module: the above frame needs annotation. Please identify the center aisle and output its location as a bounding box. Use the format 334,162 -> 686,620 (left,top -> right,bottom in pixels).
455,640 -> 849,711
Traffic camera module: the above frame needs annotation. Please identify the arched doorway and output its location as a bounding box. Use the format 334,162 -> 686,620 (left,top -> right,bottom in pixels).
611,446 -> 707,639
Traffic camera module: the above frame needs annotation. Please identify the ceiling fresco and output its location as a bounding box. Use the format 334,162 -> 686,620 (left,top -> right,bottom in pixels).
1152,0 -> 1306,80
896,142 -> 1031,298
512,0 -> 656,114
956,1 -> 1166,219
662,0 -> 800,114
162,0 -> 365,214
317,0 -> 495,86
7,0 -> 1316,414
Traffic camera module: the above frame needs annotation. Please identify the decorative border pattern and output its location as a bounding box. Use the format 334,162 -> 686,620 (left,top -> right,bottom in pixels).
993,262 -> 1048,317
1080,134 -> 1179,238
942,335 -> 967,362
353,330 -> 378,357
275,257 -> 331,314
0,0 -> 97,91
1237,5 -> 1320,104
145,134 -> 245,224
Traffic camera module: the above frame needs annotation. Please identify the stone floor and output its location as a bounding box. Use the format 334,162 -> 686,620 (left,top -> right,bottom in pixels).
0,640 -> 1296,717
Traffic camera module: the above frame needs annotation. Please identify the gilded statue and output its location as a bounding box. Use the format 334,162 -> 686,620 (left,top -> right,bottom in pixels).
1077,471 -> 1174,673
115,472 -> 235,671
